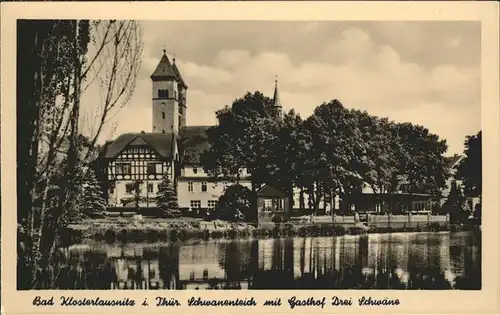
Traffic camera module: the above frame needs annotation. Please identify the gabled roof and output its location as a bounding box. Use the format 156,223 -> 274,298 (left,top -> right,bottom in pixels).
172,60 -> 187,89
105,126 -> 213,163
104,132 -> 175,159
444,154 -> 463,171
150,51 -> 178,81
257,184 -> 288,198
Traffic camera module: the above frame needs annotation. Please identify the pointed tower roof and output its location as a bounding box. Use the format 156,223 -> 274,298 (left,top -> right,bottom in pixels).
151,50 -> 178,81
273,76 -> 282,109
172,57 -> 188,89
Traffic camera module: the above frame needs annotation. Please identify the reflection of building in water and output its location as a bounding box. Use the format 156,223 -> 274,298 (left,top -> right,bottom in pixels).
58,233 -> 479,290
177,241 -> 258,289
439,234 -> 454,283
364,234 -> 411,284
258,239 -> 275,271
179,244 -> 224,280
107,245 -> 179,289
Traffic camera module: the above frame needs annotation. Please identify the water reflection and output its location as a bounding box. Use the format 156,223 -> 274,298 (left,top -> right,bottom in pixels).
51,231 -> 481,290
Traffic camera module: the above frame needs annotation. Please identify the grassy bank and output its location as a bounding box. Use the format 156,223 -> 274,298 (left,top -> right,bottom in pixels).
61,217 -> 475,245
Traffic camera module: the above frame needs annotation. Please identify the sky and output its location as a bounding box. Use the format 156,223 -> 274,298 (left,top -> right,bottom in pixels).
86,21 -> 481,156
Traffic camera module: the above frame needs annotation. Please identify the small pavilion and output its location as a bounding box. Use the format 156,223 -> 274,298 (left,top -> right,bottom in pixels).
256,184 -> 290,226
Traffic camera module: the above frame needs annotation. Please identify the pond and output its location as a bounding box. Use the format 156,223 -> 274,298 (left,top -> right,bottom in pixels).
51,231 -> 480,290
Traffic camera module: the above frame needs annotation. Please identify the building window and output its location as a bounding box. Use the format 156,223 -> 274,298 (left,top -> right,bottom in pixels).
147,184 -> 153,193
193,167 -> 198,174
208,200 -> 217,209
147,163 -> 157,175
400,184 -> 410,193
155,163 -> 162,174
162,112 -> 165,119
116,163 -> 131,175
158,89 -> 169,99
162,129 -> 165,134
274,199 -> 284,211
109,186 -> 115,194
125,183 -> 134,194
188,182 -> 193,192
413,201 -> 428,212
190,200 -> 201,209
263,199 -> 272,212
201,182 -> 207,192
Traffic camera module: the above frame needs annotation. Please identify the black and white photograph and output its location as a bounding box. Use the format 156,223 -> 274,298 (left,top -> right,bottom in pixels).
14,18 -> 485,292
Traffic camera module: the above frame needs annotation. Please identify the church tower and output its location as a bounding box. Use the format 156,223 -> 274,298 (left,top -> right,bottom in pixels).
273,77 -> 283,120
151,50 -> 188,134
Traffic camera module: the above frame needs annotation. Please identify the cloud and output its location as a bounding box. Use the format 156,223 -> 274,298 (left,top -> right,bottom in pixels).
84,22 -> 480,156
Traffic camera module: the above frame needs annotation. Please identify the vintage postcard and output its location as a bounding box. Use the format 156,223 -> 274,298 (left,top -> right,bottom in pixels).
1,1 -> 499,315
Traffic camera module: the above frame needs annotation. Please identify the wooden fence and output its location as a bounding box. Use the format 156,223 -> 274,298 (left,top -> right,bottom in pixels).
367,214 -> 449,228
310,213 -> 449,229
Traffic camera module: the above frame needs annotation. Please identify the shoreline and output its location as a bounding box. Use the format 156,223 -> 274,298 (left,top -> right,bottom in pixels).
62,218 -> 478,245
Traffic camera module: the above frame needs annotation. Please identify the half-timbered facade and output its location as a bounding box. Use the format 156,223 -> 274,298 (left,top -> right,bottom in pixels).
105,132 -> 178,208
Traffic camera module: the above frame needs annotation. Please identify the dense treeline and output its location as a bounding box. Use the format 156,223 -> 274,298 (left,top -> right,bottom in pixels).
17,20 -> 143,289
201,92 -> 450,215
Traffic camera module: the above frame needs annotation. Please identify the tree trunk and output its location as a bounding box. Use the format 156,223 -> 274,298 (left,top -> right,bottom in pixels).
299,187 -> 305,211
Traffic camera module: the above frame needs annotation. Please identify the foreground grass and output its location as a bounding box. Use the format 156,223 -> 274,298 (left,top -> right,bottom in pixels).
59,216 -> 471,245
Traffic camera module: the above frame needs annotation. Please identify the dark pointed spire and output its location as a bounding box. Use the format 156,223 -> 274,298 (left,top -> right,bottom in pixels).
273,75 -> 282,110
272,75 -> 283,120
171,55 -> 187,89
151,50 -> 178,81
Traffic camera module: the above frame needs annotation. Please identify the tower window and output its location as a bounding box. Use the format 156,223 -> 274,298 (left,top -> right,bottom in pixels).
158,89 -> 169,99
162,112 -> 165,119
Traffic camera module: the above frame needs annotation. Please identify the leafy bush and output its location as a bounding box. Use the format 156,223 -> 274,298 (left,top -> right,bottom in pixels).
214,184 -> 255,222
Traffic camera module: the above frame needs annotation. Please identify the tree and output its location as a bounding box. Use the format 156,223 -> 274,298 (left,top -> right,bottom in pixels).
473,203 -> 481,220
17,20 -> 143,289
80,168 -> 107,218
132,180 -> 144,209
456,131 -> 482,198
273,109 -> 305,210
306,101 -> 365,214
442,182 -> 468,223
215,184 -> 254,222
156,177 -> 182,218
201,91 -> 280,196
